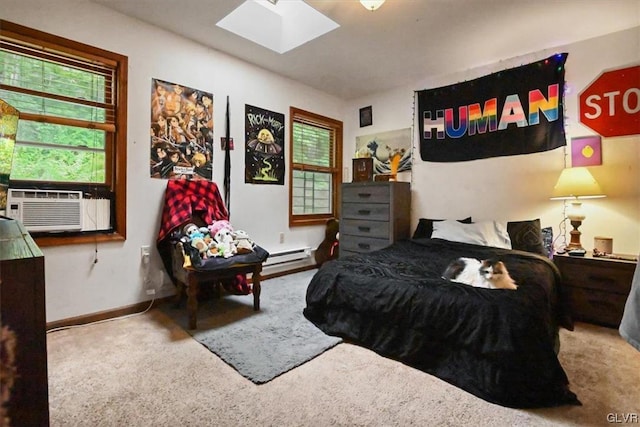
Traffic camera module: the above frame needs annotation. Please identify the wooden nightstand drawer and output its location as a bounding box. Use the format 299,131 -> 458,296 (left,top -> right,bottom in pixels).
559,262 -> 633,294
342,202 -> 391,221
342,184 -> 390,204
341,219 -> 389,238
566,286 -> 628,326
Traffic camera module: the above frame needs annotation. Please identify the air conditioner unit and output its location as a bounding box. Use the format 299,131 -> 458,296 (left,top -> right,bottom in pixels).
6,189 -> 83,232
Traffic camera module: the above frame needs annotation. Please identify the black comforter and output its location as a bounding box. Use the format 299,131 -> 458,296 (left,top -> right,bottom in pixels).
304,238 -> 580,408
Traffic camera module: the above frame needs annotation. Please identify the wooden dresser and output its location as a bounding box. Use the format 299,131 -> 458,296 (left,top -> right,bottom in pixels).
554,252 -> 637,328
340,181 -> 411,258
0,219 -> 49,426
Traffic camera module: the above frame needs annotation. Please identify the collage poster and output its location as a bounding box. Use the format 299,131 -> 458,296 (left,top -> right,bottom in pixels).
150,78 -> 214,180
245,105 -> 285,185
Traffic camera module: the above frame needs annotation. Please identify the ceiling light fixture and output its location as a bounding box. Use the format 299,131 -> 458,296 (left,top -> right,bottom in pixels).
360,0 -> 385,11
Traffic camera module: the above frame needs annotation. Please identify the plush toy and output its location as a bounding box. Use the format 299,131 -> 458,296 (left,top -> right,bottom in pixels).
182,223 -> 209,257
208,220 -> 237,258
315,218 -> 339,266
233,229 -> 255,254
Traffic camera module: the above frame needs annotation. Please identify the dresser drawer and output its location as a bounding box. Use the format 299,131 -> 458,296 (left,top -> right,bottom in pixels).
341,235 -> 390,254
560,262 -> 633,294
342,202 -> 390,221
341,219 -> 389,239
342,184 -> 390,204
566,286 -> 627,327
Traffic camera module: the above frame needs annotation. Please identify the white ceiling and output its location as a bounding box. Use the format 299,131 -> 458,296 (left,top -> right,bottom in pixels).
91,0 -> 639,100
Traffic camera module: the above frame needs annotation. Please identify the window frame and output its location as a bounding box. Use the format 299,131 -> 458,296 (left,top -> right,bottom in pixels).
0,20 -> 127,246
288,107 -> 342,227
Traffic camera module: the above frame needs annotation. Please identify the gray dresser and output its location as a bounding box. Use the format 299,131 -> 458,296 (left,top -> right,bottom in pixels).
340,181 -> 411,258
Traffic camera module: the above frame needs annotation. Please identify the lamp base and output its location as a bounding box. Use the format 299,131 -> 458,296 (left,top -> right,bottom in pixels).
566,219 -> 584,251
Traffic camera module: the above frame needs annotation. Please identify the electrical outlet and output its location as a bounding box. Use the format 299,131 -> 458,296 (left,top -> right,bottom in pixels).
146,289 -> 156,296
279,232 -> 285,244
141,245 -> 150,264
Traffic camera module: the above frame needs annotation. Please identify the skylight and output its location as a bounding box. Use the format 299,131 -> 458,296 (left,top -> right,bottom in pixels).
216,0 -> 340,54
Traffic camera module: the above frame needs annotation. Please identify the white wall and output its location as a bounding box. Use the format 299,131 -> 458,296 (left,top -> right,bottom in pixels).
3,0 -> 343,322
3,1 -> 638,323
345,27 -> 640,256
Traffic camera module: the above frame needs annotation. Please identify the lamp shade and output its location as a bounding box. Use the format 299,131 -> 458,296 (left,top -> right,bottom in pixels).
550,167 -> 606,200
360,0 -> 385,11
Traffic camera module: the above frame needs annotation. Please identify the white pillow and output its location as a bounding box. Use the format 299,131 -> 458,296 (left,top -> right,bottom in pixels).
431,220 -> 512,249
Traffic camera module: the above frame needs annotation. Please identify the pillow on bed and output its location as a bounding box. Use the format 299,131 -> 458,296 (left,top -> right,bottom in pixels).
412,217 -> 472,239
432,219 -> 512,249
507,219 -> 546,255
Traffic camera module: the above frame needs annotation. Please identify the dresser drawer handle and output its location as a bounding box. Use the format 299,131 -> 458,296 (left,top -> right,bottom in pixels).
358,226 -> 371,232
358,243 -> 371,250
587,298 -> 617,309
587,275 -> 617,286
357,193 -> 372,198
358,209 -> 371,215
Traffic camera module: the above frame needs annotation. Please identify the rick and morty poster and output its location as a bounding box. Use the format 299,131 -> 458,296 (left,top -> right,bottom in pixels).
245,104 -> 285,185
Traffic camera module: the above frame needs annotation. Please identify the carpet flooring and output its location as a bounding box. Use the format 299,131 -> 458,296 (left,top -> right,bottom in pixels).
45,271 -> 640,426
159,269 -> 342,383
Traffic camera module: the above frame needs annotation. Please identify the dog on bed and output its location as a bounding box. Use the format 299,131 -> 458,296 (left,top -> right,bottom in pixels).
442,257 -> 518,290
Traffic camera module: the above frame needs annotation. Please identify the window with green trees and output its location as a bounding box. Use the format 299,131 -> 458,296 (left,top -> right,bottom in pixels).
0,20 -> 128,245
289,107 -> 342,226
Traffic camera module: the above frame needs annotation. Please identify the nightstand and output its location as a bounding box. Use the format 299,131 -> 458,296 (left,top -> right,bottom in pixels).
554,252 -> 637,328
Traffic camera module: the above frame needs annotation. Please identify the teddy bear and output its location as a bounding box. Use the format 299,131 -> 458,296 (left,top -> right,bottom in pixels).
233,229 -> 255,254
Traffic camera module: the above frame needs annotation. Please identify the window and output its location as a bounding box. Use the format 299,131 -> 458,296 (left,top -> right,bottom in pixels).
0,20 -> 127,245
289,107 -> 342,226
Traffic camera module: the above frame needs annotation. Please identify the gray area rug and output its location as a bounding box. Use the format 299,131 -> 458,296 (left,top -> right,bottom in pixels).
160,269 -> 341,384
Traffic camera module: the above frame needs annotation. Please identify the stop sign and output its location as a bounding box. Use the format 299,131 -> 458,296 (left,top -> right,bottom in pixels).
578,65 -> 640,137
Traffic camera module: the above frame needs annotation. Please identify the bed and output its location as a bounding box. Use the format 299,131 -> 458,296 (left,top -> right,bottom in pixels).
304,218 -> 580,408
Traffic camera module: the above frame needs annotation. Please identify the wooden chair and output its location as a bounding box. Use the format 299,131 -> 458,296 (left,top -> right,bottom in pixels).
156,179 -> 268,329
171,241 -> 263,329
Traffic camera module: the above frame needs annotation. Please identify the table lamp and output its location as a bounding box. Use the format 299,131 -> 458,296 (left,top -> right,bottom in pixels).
550,167 -> 605,250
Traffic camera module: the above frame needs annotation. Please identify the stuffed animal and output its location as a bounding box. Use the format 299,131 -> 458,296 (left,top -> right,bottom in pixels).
208,220 -> 237,258
233,229 -> 255,254
315,218 -> 339,266
182,223 -> 209,257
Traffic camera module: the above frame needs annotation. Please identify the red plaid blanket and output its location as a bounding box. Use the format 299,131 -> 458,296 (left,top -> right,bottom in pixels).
157,179 -> 228,244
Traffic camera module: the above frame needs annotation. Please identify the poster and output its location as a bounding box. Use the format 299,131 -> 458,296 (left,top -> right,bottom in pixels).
150,78 -> 213,180
418,53 -> 568,162
245,105 -> 285,185
355,128 -> 412,175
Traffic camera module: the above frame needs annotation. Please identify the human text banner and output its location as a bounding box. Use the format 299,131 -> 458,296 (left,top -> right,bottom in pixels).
418,53 -> 568,162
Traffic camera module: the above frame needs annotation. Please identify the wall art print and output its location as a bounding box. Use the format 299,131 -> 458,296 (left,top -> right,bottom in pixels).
150,78 -> 213,180
355,128 -> 412,175
571,135 -> 602,167
418,53 -> 568,162
245,105 -> 285,185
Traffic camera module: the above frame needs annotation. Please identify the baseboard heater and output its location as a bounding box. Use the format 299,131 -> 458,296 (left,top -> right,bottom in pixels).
263,247 -> 312,267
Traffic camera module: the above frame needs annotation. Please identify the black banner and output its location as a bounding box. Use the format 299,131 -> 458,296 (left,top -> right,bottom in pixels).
418,53 -> 568,162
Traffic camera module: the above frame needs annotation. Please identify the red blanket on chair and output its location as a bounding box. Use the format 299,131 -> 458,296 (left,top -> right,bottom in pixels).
157,179 -> 228,244
157,180 -> 253,295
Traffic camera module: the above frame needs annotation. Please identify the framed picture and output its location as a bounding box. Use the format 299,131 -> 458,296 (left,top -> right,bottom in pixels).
359,106 -> 372,127
352,158 -> 373,182
571,136 -> 602,167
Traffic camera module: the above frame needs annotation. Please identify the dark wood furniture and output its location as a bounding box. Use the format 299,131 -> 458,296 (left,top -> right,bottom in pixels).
340,181 -> 411,258
554,252 -> 637,327
172,242 -> 262,330
0,219 -> 49,426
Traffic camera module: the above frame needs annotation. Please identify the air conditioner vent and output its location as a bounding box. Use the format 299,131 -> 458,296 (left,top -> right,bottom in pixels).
7,189 -> 83,232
